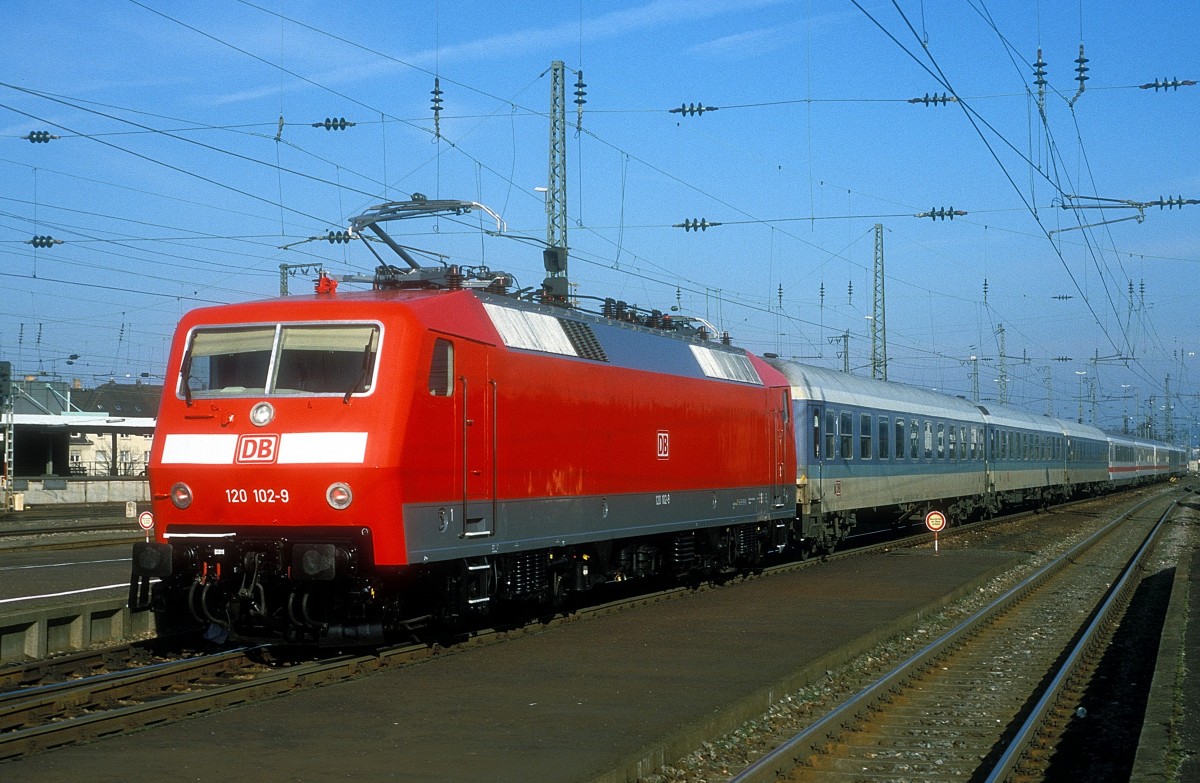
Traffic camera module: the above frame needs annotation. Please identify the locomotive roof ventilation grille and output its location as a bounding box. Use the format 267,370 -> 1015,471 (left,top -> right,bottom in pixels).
483,302 -> 607,362
558,318 -> 609,362
690,345 -> 762,385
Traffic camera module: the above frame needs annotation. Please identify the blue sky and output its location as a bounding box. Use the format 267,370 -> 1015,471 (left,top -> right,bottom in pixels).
2,1 -> 1197,444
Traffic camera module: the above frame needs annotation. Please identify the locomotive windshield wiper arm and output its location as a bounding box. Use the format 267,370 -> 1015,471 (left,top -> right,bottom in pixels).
343,342 -> 374,405
180,353 -> 194,407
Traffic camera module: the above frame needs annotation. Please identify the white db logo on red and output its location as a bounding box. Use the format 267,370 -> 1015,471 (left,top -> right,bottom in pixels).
656,430 -> 670,460
236,434 -> 279,464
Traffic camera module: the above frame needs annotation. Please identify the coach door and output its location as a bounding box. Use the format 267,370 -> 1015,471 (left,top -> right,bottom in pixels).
771,390 -> 791,510
455,340 -> 495,539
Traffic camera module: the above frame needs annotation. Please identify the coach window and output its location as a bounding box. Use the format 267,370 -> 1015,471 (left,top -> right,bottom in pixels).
860,413 -> 873,459
840,411 -> 853,459
959,426 -> 968,460
894,418 -> 905,460
428,338 -> 454,396
824,410 -> 836,460
812,408 -> 822,460
947,425 -> 957,461
936,422 -> 946,460
878,416 -> 890,460
923,421 -> 934,460
910,422 -> 920,460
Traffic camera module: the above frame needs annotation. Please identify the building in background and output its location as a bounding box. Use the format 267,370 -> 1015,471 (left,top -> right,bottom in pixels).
2,370 -> 159,508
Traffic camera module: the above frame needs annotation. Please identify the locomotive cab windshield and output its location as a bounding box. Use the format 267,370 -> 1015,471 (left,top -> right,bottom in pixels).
180,322 -> 381,398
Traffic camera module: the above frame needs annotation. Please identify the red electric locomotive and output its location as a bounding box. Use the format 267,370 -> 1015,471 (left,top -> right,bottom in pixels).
130,199 -> 797,644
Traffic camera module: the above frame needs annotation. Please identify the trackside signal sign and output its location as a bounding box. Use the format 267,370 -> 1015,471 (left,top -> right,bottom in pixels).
924,510 -> 947,533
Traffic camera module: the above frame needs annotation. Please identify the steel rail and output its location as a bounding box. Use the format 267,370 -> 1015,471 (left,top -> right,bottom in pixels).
1,487 -> 1171,763
727,490 -> 1174,783
981,500 -> 1176,782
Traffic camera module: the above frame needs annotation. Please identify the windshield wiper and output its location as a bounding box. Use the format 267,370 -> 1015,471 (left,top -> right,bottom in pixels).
343,342 -> 374,404
180,354 -> 194,406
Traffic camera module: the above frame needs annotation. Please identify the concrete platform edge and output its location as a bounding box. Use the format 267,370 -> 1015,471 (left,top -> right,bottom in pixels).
587,555 -> 1017,783
0,597 -> 156,661
1131,525 -> 1193,782
0,531 -> 141,553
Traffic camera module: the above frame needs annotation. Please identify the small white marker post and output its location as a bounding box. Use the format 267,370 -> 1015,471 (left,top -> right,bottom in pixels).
924,510 -> 947,554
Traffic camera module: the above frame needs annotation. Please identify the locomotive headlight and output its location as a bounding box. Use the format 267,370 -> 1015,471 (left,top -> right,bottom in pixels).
326,482 -> 353,510
249,401 -> 275,427
170,482 -> 193,509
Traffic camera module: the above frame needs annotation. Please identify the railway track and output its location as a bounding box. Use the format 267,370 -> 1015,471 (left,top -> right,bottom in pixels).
723,489 -> 1181,783
0,513 -> 938,761
0,638 -> 451,761
0,487 -> 1173,765
0,571 -> 734,761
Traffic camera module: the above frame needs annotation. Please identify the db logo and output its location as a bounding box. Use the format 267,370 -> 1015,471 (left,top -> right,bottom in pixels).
656,430 -> 670,460
236,434 -> 279,464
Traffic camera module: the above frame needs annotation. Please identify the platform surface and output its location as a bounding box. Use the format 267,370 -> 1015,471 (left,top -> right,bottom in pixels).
3,546 -> 1028,783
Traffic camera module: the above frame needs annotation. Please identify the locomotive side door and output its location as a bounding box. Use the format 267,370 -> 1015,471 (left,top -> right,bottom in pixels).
455,339 -> 495,538
772,388 -> 791,510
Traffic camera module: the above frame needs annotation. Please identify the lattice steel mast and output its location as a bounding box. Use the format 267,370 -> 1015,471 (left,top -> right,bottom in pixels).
871,224 -> 888,380
542,60 -> 569,303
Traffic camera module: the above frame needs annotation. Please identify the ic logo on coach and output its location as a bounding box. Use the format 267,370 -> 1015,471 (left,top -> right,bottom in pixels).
236,434 -> 280,464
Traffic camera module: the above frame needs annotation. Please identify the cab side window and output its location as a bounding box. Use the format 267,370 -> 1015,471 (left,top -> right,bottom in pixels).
428,338 -> 454,396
